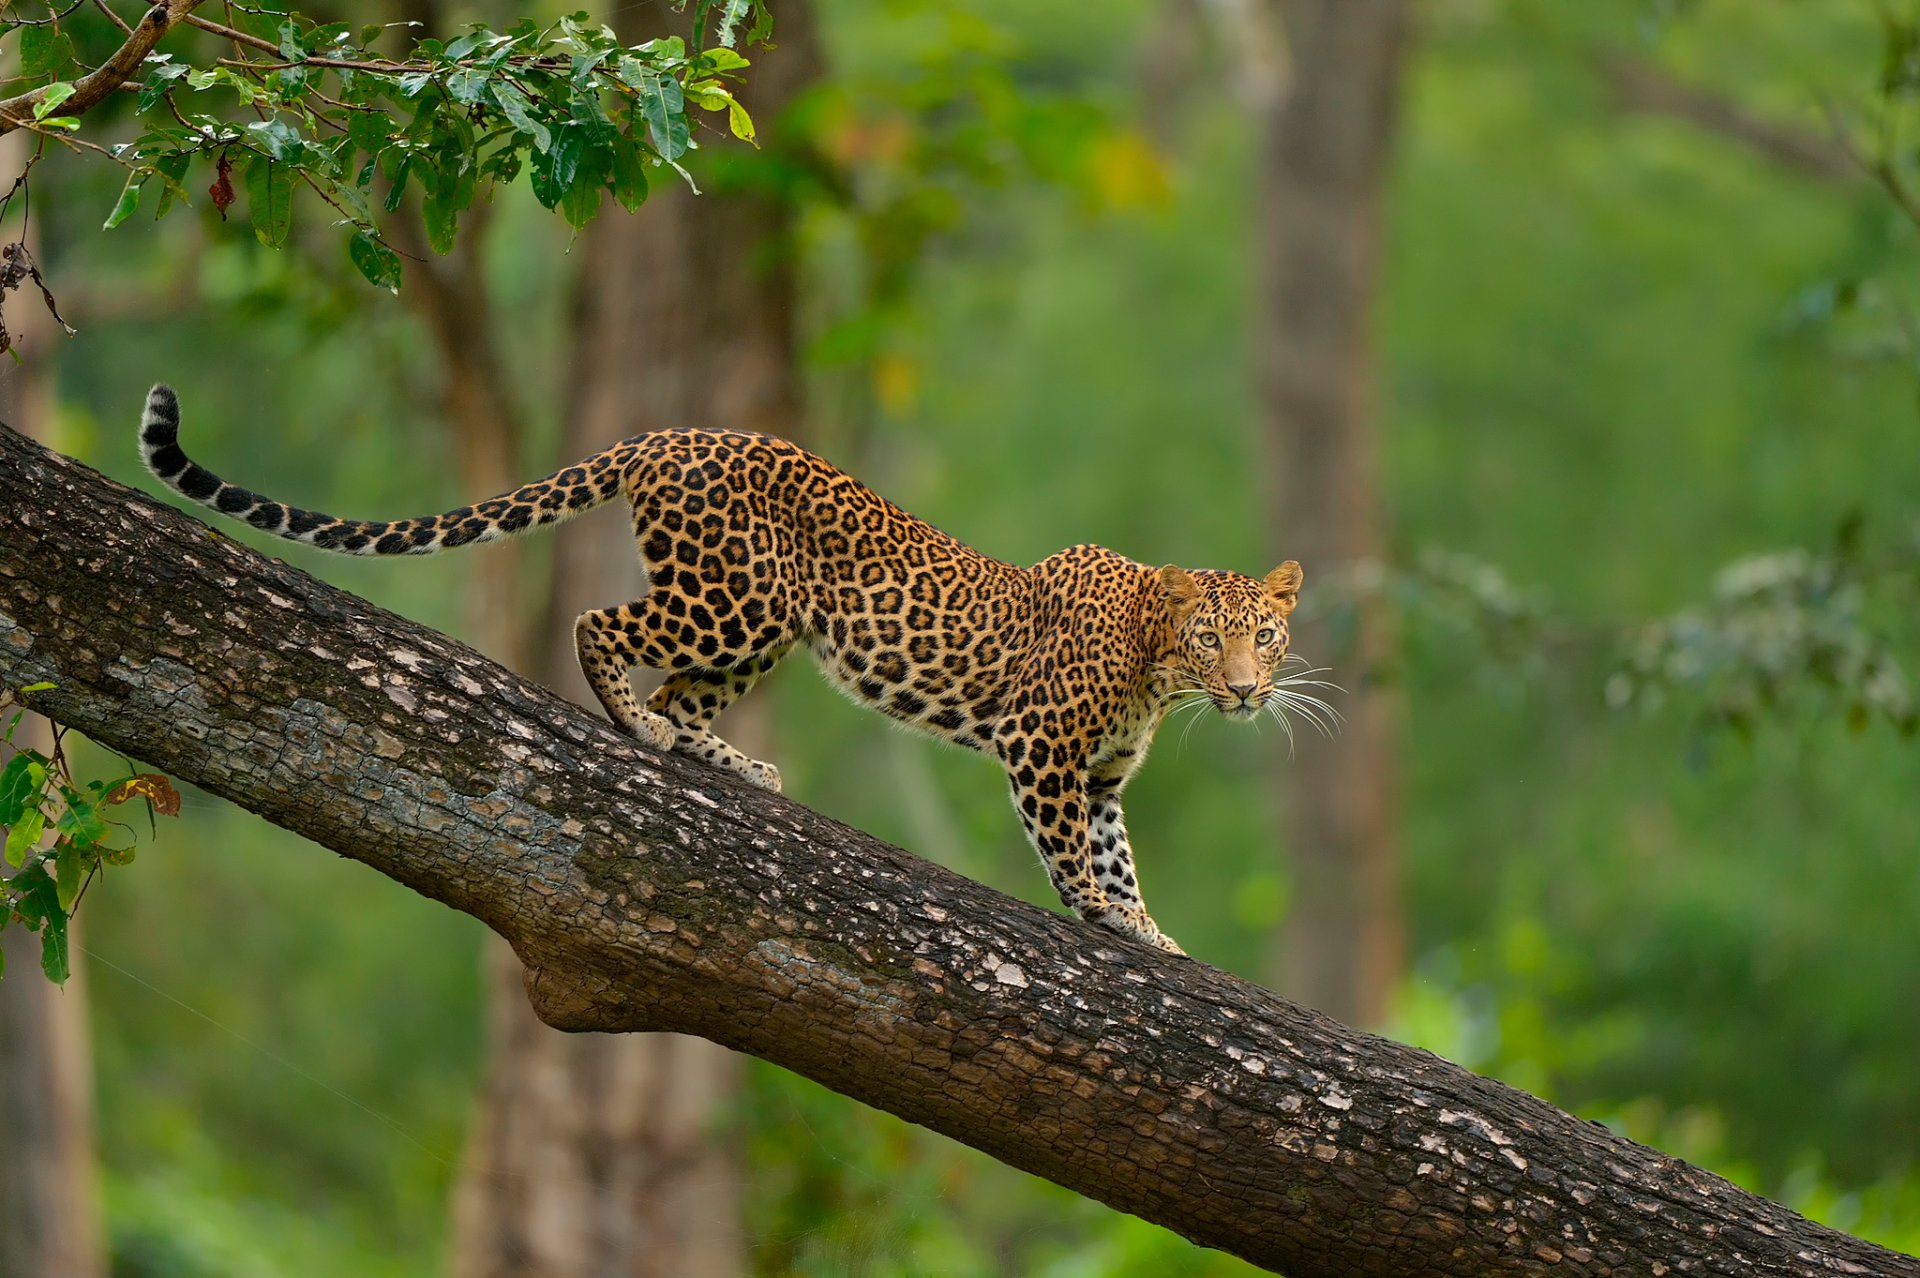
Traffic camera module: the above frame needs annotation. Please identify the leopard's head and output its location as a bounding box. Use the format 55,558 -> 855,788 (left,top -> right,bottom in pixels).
1156,562 -> 1330,734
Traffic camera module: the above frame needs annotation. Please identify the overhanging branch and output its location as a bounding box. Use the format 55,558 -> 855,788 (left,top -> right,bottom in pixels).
0,0 -> 205,136
0,422 -> 1911,1277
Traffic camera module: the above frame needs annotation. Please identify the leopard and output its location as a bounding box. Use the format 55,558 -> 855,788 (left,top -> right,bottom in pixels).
138,383 -> 1313,954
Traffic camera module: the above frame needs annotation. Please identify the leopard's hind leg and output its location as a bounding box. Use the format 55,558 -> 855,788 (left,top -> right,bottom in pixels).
646,644 -> 793,791
593,443 -> 802,787
575,606 -> 678,751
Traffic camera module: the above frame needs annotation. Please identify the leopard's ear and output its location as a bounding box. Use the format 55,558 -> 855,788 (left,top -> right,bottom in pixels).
1158,564 -> 1203,617
1264,561 -> 1303,617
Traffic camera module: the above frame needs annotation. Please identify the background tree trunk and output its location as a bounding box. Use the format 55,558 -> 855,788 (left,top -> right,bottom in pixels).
447,6 -> 821,1273
3,428 -> 1913,1278
1258,0 -> 1410,1026
0,120 -> 108,1278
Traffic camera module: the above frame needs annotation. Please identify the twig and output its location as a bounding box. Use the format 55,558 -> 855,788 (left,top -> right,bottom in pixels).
91,0 -> 136,36
8,0 -> 89,25
1599,54 -> 1859,186
0,0 -> 207,137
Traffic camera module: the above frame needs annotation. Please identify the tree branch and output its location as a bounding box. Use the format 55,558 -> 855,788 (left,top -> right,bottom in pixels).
0,0 -> 204,137
1599,55 -> 1859,186
0,423 -> 1912,1277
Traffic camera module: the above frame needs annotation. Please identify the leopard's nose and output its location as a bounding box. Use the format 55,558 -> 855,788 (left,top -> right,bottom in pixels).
1227,679 -> 1258,702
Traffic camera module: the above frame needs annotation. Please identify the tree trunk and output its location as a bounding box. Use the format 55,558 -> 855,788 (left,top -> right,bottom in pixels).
446,7 -> 821,1273
0,122 -> 107,1278
5,427 -> 1914,1278
1259,0 -> 1409,1026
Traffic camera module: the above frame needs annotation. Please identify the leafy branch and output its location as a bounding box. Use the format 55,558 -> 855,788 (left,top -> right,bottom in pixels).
1,685 -> 180,983
0,3 -> 768,299
1316,520 -> 1920,739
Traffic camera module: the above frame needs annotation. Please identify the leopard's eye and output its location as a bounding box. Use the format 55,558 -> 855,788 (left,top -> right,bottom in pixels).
1197,632 -> 1220,649
1255,628 -> 1276,646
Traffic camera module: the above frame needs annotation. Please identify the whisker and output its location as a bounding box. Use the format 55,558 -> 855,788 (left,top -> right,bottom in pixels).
1274,691 -> 1338,738
1263,699 -> 1298,757
1274,690 -> 1336,733
1273,664 -> 1342,687
1274,688 -> 1343,730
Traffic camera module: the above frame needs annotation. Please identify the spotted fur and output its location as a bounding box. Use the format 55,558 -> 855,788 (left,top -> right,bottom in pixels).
139,384 -> 1305,953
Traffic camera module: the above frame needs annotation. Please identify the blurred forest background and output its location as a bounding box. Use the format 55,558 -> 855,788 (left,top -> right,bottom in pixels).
2,0 -> 1918,1274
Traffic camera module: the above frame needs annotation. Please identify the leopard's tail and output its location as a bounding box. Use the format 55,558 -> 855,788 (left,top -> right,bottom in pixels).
139,384 -> 637,556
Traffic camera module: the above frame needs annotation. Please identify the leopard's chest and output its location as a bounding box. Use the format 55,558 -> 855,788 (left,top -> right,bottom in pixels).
1088,691 -> 1165,780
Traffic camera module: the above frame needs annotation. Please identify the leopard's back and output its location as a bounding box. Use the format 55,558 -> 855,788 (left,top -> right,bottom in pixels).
622,429 -> 1040,751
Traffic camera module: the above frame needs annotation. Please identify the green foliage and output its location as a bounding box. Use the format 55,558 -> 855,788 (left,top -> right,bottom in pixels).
0,7 -> 764,293
2,695 -> 178,984
1610,528 -> 1919,736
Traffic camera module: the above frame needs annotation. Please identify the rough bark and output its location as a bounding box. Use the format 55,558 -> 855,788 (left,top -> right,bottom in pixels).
3,430 -> 1914,1278
1258,0 -> 1408,1027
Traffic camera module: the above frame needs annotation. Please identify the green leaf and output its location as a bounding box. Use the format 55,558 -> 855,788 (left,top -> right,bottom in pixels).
278,18 -> 305,63
381,153 -> 413,212
687,80 -> 754,143
561,172 -> 602,228
631,36 -> 687,63
246,118 -> 304,162
533,125 -> 583,208
136,59 -> 191,112
245,156 -> 295,247
447,67 -> 489,106
20,26 -> 76,79
152,152 -> 191,219
6,807 -> 45,870
32,82 -> 76,122
0,753 -> 46,828
491,82 -> 551,152
696,48 -> 751,73
103,174 -> 144,231
12,863 -> 69,984
628,66 -> 689,161
41,910 -> 68,983
55,796 -> 107,850
348,108 -> 389,162
442,30 -> 487,60
529,148 -> 564,209
54,840 -> 85,913
348,231 -> 402,291
714,0 -> 752,49
746,0 -> 773,45
609,133 -> 649,211
422,191 -> 459,255
16,683 -> 54,694
571,47 -> 614,87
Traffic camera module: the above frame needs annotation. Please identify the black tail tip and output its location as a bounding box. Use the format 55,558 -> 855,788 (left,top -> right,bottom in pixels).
141,384 -> 179,446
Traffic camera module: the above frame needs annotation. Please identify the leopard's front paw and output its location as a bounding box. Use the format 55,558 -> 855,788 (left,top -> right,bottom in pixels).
738,758 -> 783,792
1091,904 -> 1183,955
